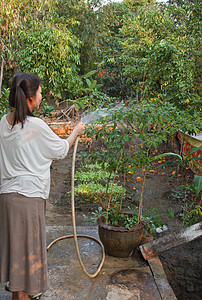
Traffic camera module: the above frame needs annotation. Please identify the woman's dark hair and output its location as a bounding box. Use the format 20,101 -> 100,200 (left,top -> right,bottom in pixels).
9,73 -> 41,127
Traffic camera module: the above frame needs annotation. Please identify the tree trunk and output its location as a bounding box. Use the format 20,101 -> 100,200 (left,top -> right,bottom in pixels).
0,58 -> 4,95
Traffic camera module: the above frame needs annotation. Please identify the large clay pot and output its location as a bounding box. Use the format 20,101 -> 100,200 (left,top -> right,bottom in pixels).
98,218 -> 144,257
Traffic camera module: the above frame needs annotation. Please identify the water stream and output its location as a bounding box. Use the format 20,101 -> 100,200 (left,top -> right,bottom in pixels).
80,103 -> 125,125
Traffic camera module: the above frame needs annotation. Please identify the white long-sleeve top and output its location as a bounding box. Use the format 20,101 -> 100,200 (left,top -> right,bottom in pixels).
0,114 -> 69,199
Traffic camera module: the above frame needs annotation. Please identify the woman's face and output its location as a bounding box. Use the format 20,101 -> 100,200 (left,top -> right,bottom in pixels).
29,85 -> 42,111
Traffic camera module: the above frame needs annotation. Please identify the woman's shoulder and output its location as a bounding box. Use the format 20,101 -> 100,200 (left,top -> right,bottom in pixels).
27,116 -> 53,135
27,116 -> 49,128
0,114 -> 8,126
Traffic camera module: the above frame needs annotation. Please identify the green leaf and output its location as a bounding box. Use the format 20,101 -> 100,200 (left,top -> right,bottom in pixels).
150,152 -> 182,162
194,175 -> 202,196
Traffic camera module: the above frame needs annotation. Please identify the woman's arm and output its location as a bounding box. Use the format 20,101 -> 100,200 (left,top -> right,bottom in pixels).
66,122 -> 85,149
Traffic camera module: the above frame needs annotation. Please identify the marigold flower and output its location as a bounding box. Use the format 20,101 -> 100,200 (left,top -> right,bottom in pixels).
136,177 -> 142,181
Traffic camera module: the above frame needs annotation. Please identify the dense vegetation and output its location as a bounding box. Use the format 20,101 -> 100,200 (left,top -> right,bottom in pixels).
0,0 -> 201,114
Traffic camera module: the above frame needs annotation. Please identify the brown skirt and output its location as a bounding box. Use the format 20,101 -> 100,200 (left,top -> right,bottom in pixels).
0,193 -> 47,295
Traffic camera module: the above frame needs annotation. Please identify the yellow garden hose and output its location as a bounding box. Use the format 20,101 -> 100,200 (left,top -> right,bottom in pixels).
47,136 -> 105,278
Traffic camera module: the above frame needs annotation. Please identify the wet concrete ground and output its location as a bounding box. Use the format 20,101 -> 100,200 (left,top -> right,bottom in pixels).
43,224 -> 170,300
0,221 -> 177,299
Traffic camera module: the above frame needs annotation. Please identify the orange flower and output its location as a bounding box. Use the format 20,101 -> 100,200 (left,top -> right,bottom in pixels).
161,172 -> 165,175
178,174 -> 182,177
131,145 -> 134,149
172,171 -> 176,175
142,169 -> 146,172
136,177 -> 142,181
158,160 -> 163,164
133,187 -> 136,191
98,71 -> 103,78
186,167 -> 190,170
149,170 -> 155,173
128,171 -> 134,175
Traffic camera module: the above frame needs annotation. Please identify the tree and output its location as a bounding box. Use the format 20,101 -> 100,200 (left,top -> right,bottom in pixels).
15,21 -> 82,101
0,0 -> 57,91
119,1 -> 201,110
96,1 -> 135,99
55,0 -> 104,75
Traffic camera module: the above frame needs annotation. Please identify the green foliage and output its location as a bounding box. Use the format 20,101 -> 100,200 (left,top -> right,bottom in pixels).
55,0 -> 104,74
85,100 -> 200,223
171,175 -> 202,227
0,88 -> 10,117
86,101 -> 200,174
193,175 -> 202,196
143,208 -> 166,236
97,1 -> 135,99
73,162 -> 125,203
119,1 -> 201,110
36,99 -> 54,117
69,90 -> 118,110
160,146 -> 202,180
84,204 -> 167,233
75,168 -> 111,182
14,21 -> 82,99
74,182 -> 125,203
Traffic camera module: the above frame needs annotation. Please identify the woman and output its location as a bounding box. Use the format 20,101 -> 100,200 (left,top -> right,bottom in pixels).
0,73 -> 85,300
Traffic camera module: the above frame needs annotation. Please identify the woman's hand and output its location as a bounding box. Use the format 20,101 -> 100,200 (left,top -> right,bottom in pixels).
73,122 -> 85,136
66,122 -> 86,149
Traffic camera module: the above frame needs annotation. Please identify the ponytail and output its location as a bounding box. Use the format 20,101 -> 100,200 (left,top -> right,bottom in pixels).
13,85 -> 30,127
9,73 -> 41,128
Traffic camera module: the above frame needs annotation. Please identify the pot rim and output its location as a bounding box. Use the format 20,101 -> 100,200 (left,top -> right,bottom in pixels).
97,217 -> 144,232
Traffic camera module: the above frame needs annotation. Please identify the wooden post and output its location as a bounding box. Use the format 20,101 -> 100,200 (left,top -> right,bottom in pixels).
148,257 -> 177,299
140,222 -> 202,260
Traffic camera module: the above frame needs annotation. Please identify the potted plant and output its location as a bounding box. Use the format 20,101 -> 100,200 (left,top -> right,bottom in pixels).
82,101 -> 199,257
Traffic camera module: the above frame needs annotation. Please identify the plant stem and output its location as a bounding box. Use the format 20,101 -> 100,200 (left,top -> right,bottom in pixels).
137,167 -> 146,223
182,188 -> 187,228
120,172 -> 126,210
106,147 -> 124,224
104,171 -> 113,204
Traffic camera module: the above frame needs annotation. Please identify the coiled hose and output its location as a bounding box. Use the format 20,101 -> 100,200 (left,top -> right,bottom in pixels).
47,136 -> 105,278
